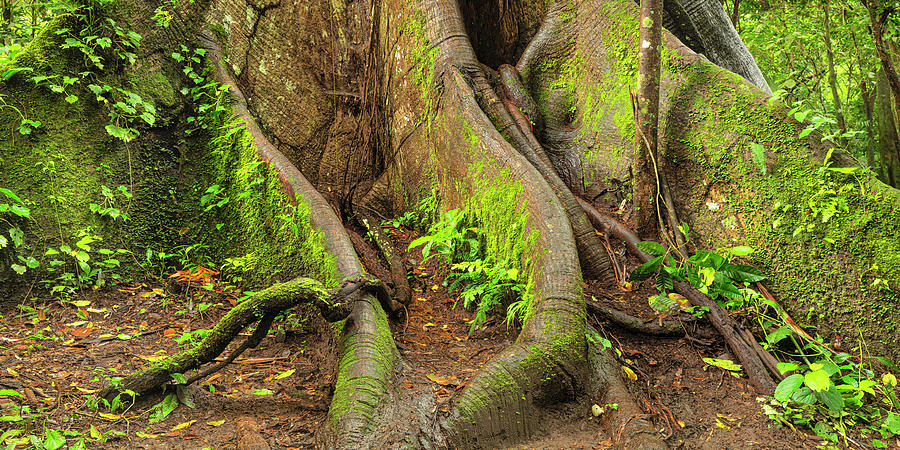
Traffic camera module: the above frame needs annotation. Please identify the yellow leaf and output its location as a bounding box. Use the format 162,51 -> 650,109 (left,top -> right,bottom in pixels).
138,355 -> 167,361
152,288 -> 166,296
76,386 -> 98,394
622,366 -> 638,381
98,413 -> 121,420
70,300 -> 91,307
6,368 -> 19,377
136,431 -> 158,438
677,420 -> 685,428
426,374 -> 460,386
273,369 -> 295,380
65,321 -> 88,327
97,334 -> 114,339
206,419 -> 226,427
171,420 -> 196,431
90,426 -> 102,440
86,307 -> 107,313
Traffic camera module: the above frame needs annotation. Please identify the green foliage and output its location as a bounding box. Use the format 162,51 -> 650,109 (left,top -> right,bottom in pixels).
630,243 -> 764,303
41,229 -> 131,296
0,187 -> 35,274
409,209 -> 528,332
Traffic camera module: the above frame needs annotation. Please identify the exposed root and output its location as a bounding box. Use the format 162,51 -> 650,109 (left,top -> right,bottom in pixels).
586,300 -> 683,336
99,277 -> 352,400
355,212 -> 412,307
576,202 -> 778,393
588,326 -> 667,449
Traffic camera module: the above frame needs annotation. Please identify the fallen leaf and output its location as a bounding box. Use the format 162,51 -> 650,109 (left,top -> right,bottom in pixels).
65,321 -> 88,327
86,307 -> 108,314
271,369 -> 295,380
98,412 -> 122,420
161,431 -> 181,437
206,419 -> 226,427
69,328 -> 92,338
426,374 -> 459,386
622,366 -> 638,381
171,420 -> 196,431
136,431 -> 158,438
163,328 -> 178,336
70,300 -> 91,307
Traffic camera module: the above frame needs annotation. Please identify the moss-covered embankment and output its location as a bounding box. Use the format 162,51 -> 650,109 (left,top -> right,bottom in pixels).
556,0 -> 900,359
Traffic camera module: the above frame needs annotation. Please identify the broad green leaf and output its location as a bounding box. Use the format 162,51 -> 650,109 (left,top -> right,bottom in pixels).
171,373 -> 187,384
791,387 -> 816,404
776,362 -> 799,374
804,369 -> 831,392
636,241 -> 666,256
774,374 -> 803,402
43,429 -> 66,450
0,389 -> 22,396
721,264 -> 766,283
629,256 -> 664,282
883,373 -> 897,387
814,386 -> 844,412
884,412 -> 900,435
729,246 -> 754,256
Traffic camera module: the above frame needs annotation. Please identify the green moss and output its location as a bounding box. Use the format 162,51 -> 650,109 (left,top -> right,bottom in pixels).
198,109 -> 339,288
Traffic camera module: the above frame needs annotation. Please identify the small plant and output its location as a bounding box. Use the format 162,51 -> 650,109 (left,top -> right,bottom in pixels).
409,209 -> 528,332
1,187 -> 37,275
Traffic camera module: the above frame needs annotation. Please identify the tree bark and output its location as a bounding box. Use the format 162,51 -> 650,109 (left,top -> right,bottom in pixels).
877,68 -> 900,186
634,0 -> 663,231
865,0 -> 900,121
823,0 -> 848,146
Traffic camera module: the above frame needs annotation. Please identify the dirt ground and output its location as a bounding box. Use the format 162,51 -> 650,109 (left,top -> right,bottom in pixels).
0,223 -> 832,449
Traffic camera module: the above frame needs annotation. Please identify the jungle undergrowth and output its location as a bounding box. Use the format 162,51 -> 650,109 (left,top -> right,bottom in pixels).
629,236 -> 900,447
409,209 -> 528,332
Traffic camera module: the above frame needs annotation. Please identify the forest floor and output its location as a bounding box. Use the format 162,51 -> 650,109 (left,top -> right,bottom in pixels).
0,225 -> 823,449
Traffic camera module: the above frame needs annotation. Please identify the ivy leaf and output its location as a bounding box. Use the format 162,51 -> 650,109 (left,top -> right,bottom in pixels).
774,374 -> 803,402
636,241 -> 665,256
720,264 -> 766,283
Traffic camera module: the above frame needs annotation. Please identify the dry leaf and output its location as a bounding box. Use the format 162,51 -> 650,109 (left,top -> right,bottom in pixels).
622,366 -> 638,381
171,420 -> 196,431
426,374 -> 459,386
136,431 -> 158,438
98,413 -> 122,420
206,419 -> 226,427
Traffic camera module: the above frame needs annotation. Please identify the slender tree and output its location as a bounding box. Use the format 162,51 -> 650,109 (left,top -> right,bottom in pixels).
633,0 -> 662,231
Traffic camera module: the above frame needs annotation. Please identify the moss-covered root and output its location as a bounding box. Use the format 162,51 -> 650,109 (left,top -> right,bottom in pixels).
425,0 -> 613,282
99,277 -> 348,400
587,332 -> 667,449
441,337 -> 587,448
204,36 -> 400,443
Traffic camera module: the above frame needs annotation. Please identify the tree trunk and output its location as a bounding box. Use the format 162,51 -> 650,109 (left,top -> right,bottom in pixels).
634,0 -> 663,231
823,0 -> 848,146
865,0 -> 900,119
877,68 -> 900,186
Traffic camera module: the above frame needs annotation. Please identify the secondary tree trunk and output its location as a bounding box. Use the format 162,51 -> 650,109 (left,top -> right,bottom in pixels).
634,0 -> 663,231
822,0 -> 848,146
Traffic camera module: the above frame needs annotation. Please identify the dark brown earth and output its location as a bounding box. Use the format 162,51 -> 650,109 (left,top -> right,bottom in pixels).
0,222 -> 824,449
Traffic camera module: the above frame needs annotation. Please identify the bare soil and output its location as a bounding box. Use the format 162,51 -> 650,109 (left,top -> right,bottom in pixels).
0,223 -> 826,449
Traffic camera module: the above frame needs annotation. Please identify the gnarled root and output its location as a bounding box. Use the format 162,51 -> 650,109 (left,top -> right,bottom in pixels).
99,277 -> 356,400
